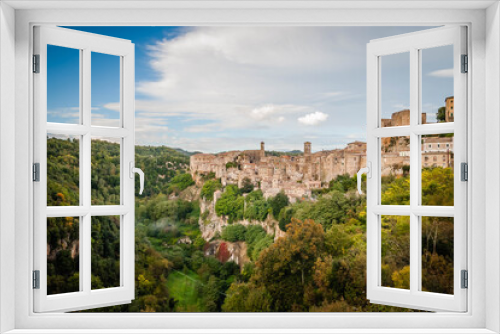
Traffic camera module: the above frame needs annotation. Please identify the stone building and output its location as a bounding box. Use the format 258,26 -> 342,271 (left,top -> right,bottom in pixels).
422,137 -> 454,168
191,141 -> 369,202
445,96 -> 454,122
381,109 -> 427,127
190,110 -> 454,202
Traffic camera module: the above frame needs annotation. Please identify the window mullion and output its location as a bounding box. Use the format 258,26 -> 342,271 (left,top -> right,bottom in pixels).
82,48 -> 92,294
409,47 -> 420,294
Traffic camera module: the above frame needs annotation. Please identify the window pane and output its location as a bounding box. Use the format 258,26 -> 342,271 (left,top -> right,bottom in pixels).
47,217 -> 80,295
91,52 -> 121,127
47,134 -> 80,206
421,134 -> 454,206
91,216 -> 121,289
421,45 -> 454,124
421,216 -> 454,294
380,52 -> 410,127
47,45 -> 80,124
381,215 -> 410,289
91,137 -> 121,205
381,136 -> 410,205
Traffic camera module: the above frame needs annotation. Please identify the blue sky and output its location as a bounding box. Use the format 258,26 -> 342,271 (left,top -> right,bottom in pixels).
48,26 -> 453,153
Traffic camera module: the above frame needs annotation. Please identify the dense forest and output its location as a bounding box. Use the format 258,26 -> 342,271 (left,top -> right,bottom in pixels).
46,137 -> 454,312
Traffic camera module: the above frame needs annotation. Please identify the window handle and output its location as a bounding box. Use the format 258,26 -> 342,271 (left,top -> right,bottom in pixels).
357,162 -> 371,195
129,162 -> 144,195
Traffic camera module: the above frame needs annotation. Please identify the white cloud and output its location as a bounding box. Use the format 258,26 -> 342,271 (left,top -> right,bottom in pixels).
251,105 -> 277,121
298,111 -> 329,126
127,26 -> 434,150
133,27 -> 365,137
428,68 -> 453,78
48,110 -> 80,119
102,103 -> 120,112
90,115 -> 120,127
249,104 -> 288,124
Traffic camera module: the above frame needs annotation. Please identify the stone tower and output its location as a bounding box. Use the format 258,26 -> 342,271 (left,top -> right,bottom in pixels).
445,96 -> 454,122
260,141 -> 265,157
304,142 -> 311,156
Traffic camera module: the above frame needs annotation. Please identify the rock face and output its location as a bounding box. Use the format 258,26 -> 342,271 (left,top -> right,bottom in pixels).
168,185 -> 201,201
179,185 -> 201,202
47,239 -> 79,261
198,199 -> 286,242
204,240 -> 250,267
177,236 -> 192,244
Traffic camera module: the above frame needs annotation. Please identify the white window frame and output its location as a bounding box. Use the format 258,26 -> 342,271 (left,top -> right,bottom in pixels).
1,1 -> 499,333
32,26 -> 136,313
366,26 -> 467,312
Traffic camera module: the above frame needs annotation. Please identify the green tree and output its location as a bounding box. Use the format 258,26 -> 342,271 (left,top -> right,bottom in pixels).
240,177 -> 254,194
244,190 -> 270,221
221,225 -> 247,242
381,176 -> 410,205
198,275 -> 225,311
252,219 -> 325,311
215,185 -> 244,223
268,192 -> 289,218
225,161 -> 238,169
294,190 -> 359,230
201,179 -> 222,201
422,167 -> 454,206
222,283 -> 271,312
278,207 -> 294,231
437,106 -> 446,122
167,173 -> 194,194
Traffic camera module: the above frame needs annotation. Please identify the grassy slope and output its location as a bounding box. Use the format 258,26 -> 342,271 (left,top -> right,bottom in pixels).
166,270 -> 202,311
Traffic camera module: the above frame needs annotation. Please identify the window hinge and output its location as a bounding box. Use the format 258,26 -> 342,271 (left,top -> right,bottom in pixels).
461,54 -> 468,73
33,163 -> 40,182
461,270 -> 468,289
33,270 -> 40,289
461,162 -> 468,182
33,54 -> 40,73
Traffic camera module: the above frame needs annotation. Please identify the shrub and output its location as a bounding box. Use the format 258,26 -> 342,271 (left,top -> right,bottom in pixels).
221,225 -> 247,242
215,185 -> 244,223
201,179 -> 222,201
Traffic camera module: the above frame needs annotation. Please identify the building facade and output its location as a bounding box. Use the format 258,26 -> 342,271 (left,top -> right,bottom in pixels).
190,109 -> 454,201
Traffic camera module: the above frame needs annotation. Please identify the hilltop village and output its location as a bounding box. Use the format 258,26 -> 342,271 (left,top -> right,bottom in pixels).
190,98 -> 455,202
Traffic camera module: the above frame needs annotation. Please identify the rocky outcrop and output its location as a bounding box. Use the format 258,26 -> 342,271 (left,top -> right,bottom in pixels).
204,240 -> 250,267
177,236 -> 192,244
168,185 -> 201,202
47,239 -> 79,261
179,185 -> 201,202
198,198 -> 286,242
